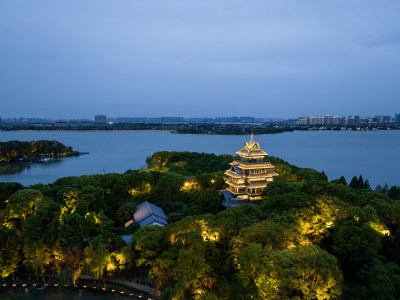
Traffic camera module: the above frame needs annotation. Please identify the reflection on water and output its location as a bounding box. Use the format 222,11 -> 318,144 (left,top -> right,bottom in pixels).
0,159 -> 62,176
0,287 -> 127,299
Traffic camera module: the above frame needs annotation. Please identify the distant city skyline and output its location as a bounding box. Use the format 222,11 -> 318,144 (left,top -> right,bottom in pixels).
1,1 -> 400,118
1,111 -> 400,120
1,112 -> 399,123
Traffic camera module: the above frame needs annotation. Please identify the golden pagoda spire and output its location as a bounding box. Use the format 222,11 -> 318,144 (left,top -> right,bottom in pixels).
251,129 -> 253,141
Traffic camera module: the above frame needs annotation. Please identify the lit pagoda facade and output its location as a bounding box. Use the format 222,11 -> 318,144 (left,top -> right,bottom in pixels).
224,135 -> 278,200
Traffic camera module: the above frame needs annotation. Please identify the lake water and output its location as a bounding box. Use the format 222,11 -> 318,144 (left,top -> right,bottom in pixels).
0,130 -> 399,188
0,287 -> 128,299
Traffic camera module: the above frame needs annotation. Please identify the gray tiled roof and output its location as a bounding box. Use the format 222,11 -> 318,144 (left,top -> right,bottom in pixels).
222,190 -> 235,201
232,164 -> 242,174
139,215 -> 169,227
134,201 -> 168,223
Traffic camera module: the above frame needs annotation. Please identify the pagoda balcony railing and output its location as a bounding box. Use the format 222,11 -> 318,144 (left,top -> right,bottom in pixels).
232,160 -> 273,167
246,173 -> 274,178
224,178 -> 246,187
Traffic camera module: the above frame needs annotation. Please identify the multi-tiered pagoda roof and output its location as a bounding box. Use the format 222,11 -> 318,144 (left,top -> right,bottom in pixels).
224,135 -> 278,201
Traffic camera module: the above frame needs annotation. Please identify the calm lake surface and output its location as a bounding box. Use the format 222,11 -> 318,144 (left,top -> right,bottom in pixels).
0,287 -> 127,300
0,130 -> 399,188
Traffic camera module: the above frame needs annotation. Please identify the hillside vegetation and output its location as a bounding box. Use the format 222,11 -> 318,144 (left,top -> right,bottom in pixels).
1,151 -> 400,299
0,140 -> 79,163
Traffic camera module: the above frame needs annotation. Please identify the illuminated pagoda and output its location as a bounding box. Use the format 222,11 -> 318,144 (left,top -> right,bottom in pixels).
224,134 -> 278,201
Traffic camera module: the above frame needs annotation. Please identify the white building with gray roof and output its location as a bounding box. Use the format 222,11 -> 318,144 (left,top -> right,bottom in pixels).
133,201 -> 168,228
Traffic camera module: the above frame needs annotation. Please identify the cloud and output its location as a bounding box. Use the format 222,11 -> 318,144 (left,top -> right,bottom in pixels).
0,0 -> 400,118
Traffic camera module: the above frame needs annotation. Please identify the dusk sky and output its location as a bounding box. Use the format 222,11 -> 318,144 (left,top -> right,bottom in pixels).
1,1 -> 399,119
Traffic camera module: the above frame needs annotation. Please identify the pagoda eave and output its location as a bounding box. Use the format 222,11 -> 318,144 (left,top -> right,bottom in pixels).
224,171 -> 243,179
236,150 -> 268,157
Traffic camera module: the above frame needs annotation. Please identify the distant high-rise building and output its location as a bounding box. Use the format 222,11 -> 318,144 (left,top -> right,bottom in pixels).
298,117 -> 308,125
324,115 -> 331,125
395,113 -> 400,125
354,115 -> 360,125
382,116 -> 391,123
309,116 -> 316,125
346,116 -> 355,126
360,118 -> 369,126
95,114 -> 107,123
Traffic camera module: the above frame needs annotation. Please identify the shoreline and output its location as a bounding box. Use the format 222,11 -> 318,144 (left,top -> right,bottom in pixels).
1,127 -> 399,135
0,274 -> 157,298
0,129 -> 174,132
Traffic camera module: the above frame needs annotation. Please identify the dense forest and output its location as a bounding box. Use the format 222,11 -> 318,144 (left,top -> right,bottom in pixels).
1,151 -> 400,299
0,140 -> 79,163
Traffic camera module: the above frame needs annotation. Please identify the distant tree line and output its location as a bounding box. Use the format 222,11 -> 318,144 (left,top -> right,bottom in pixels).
331,175 -> 400,200
174,126 -> 294,135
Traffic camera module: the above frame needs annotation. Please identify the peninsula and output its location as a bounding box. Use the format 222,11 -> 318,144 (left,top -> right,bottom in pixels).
0,140 -> 81,163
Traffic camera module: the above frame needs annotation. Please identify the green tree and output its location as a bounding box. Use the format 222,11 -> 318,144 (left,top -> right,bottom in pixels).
84,235 -> 110,281
156,173 -> 184,199
332,220 -> 382,263
196,188 -> 221,214
266,245 -> 342,299
236,243 -> 269,293
0,229 -> 21,278
85,211 -> 114,238
172,241 -> 214,298
6,189 -> 43,220
382,184 -> 389,195
61,247 -> 85,283
23,241 -> 51,280
115,201 -> 137,223
262,181 -> 298,199
338,176 -> 347,185
363,179 -> 371,190
388,185 -> 400,200
0,182 -> 23,210
79,185 -> 107,214
132,225 -> 166,267
231,220 -> 287,264
59,213 -> 88,248
350,258 -> 400,300
235,244 -> 343,299
216,205 -> 262,246
357,175 -> 365,189
349,176 -> 359,189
